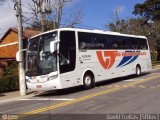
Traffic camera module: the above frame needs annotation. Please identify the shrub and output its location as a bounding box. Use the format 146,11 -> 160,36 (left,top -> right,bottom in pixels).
4,61 -> 18,76
151,51 -> 157,62
0,61 -> 19,93
0,75 -> 19,93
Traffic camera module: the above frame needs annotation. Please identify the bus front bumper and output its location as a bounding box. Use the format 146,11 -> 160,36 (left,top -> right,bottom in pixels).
26,78 -> 62,91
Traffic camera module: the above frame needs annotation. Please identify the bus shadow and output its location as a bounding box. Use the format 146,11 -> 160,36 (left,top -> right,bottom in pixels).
101,72 -> 150,84
35,73 -> 149,97
34,86 -> 85,97
96,72 -> 149,87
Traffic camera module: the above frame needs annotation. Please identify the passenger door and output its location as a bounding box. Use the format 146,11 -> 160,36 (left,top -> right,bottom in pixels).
59,31 -> 80,88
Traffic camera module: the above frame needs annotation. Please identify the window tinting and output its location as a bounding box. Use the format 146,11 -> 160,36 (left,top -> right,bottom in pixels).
59,31 -> 76,74
78,32 -> 148,50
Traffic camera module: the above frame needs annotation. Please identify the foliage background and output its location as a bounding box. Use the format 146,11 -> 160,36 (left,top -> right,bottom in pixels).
0,61 -> 19,93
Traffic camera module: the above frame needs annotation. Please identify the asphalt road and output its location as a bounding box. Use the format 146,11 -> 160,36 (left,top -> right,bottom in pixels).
0,69 -> 160,120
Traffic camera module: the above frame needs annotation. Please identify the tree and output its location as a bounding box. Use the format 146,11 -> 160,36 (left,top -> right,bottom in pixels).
132,0 -> 160,61
24,19 -> 58,31
106,18 -> 160,61
133,0 -> 160,20
23,0 -> 83,31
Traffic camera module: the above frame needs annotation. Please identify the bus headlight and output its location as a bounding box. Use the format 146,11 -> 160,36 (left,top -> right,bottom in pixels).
47,75 -> 58,81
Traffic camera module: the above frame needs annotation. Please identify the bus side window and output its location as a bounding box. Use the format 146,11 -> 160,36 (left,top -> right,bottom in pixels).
80,42 -> 87,49
131,38 -> 137,49
140,38 -> 148,49
111,36 -> 118,49
95,34 -> 105,49
112,42 -> 118,49
105,35 -> 111,49
79,32 -> 91,49
124,37 -> 130,49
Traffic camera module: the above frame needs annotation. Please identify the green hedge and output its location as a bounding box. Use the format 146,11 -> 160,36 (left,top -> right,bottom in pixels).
0,61 -> 19,93
0,75 -> 19,93
151,51 -> 157,62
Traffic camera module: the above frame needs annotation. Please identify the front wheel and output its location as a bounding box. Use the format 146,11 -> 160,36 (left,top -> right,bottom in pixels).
83,74 -> 95,89
136,65 -> 141,76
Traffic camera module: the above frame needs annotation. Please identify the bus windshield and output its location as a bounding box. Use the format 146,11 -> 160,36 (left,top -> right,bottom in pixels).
26,32 -> 57,76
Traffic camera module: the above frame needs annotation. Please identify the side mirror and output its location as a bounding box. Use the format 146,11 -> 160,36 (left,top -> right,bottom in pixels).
16,51 -> 21,62
50,40 -> 60,53
16,49 -> 26,62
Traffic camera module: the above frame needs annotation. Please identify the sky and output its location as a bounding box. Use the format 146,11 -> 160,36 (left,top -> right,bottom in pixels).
0,0 -> 145,38
76,0 -> 145,29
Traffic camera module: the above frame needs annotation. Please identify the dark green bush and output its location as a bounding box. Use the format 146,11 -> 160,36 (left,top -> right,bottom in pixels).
150,51 -> 157,62
0,61 -> 19,93
4,61 -> 18,76
0,75 -> 19,93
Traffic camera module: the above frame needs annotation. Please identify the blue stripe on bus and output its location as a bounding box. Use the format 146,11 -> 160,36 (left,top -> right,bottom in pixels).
120,55 -> 138,67
117,56 -> 133,67
117,51 -> 140,68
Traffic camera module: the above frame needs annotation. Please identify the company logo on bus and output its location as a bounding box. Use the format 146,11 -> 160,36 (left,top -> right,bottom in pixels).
96,51 -> 117,70
96,51 -> 146,70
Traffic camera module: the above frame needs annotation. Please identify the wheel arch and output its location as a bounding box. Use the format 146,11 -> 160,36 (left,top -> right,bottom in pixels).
135,63 -> 142,76
136,64 -> 141,68
81,69 -> 95,85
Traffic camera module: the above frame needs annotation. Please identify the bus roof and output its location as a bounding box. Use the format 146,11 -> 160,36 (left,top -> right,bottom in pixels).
30,28 -> 147,39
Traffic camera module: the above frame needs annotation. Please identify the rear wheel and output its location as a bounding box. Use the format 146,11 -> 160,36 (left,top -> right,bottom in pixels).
136,65 -> 141,76
83,74 -> 95,89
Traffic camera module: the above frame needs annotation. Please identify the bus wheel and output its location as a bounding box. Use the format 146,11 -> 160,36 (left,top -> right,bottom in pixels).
136,65 -> 141,76
83,74 -> 95,89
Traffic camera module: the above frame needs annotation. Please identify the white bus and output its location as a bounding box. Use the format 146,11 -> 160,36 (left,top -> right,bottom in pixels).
17,28 -> 152,91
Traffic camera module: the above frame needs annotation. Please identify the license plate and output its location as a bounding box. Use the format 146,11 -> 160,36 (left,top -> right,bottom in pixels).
36,85 -> 42,88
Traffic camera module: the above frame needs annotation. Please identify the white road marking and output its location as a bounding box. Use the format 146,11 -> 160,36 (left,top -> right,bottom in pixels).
19,98 -> 75,101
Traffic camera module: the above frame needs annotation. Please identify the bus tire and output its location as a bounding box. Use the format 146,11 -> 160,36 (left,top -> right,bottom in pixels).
83,73 -> 95,89
136,65 -> 141,76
